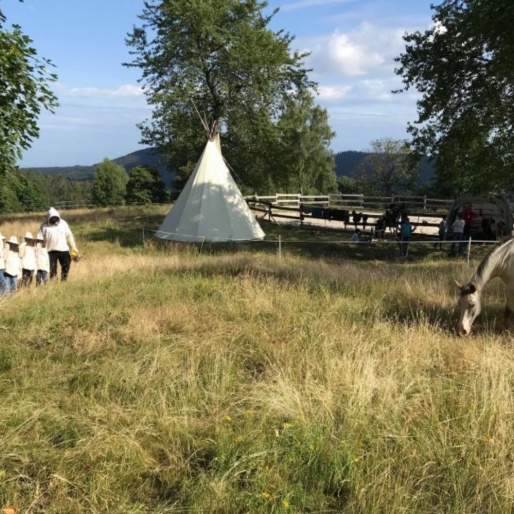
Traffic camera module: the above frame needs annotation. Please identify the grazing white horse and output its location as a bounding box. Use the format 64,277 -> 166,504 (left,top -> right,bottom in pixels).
456,238 -> 514,336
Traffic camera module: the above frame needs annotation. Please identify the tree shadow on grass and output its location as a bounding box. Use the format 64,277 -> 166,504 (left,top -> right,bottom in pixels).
85,226 -> 145,248
182,220 -> 476,263
382,297 -> 458,335
378,289 -> 511,338
82,214 -> 165,248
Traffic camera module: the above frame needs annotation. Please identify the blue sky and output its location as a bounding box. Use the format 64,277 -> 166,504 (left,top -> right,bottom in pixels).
3,0 -> 434,167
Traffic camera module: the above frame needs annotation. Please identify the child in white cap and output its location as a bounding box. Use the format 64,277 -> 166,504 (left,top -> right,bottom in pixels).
19,231 -> 37,287
0,232 -> 6,296
4,236 -> 22,294
35,236 -> 50,286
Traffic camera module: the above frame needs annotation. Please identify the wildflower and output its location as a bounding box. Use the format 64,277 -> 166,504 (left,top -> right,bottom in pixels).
282,422 -> 292,429
224,415 -> 232,422
261,492 -> 271,500
282,499 -> 290,508
353,456 -> 360,463
234,435 -> 243,443
245,409 -> 254,417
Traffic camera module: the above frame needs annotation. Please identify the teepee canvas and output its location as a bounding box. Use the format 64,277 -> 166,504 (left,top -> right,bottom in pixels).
155,135 -> 265,242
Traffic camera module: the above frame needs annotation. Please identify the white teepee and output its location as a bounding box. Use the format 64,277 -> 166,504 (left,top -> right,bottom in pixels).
155,135 -> 265,242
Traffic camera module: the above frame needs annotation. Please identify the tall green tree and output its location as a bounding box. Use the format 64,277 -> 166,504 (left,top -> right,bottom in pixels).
91,159 -> 128,207
394,0 -> 514,193
354,139 -> 419,196
0,168 -> 46,212
125,0 -> 335,194
273,89 -> 337,194
125,165 -> 168,205
0,2 -> 58,174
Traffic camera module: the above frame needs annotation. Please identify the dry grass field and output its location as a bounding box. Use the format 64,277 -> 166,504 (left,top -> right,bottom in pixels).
0,206 -> 512,513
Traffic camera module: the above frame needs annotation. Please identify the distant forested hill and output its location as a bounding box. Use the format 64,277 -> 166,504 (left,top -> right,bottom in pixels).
21,148 -> 434,190
22,148 -> 175,188
334,151 -> 435,184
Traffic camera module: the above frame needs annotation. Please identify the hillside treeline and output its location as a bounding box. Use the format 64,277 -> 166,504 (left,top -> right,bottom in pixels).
0,169 -> 90,213
0,161 -> 168,213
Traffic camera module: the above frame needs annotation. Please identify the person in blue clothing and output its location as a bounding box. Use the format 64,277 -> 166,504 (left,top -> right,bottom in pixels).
399,216 -> 416,257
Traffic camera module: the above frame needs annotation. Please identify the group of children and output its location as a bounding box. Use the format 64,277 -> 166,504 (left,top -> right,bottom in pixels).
0,231 -> 49,296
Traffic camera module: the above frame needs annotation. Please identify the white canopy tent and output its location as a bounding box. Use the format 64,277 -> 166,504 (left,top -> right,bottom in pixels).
155,135 -> 265,242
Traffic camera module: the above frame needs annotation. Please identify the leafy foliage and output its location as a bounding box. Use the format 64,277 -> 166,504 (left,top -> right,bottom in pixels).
354,139 -> 419,196
125,0 -> 335,194
91,159 -> 128,206
394,0 -> 514,193
337,176 -> 366,195
125,165 -> 169,204
0,2 -> 58,174
24,171 -> 92,208
273,89 -> 337,194
0,167 -> 46,212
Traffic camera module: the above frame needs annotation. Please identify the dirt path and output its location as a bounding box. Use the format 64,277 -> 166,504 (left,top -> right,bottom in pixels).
267,210 -> 440,237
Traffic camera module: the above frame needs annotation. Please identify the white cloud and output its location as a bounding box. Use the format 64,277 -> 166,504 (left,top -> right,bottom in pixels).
280,0 -> 356,12
317,84 -> 352,101
303,22 -> 406,77
55,83 -> 145,98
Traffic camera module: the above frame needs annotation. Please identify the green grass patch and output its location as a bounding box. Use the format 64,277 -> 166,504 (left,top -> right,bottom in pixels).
0,206 -> 511,513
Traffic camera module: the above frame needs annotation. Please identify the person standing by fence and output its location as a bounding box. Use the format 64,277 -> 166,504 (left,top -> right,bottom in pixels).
399,216 -> 415,257
450,213 -> 465,256
435,215 -> 447,250
462,203 -> 476,241
37,207 -> 79,281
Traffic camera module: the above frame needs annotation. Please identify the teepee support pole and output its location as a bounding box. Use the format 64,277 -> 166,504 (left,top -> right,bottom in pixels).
278,235 -> 282,258
467,237 -> 472,265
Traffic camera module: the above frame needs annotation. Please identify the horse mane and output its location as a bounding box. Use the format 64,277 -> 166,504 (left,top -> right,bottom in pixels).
474,236 -> 514,286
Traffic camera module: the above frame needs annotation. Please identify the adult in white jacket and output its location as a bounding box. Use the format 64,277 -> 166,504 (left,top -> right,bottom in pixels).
37,207 -> 78,281
0,232 -> 6,296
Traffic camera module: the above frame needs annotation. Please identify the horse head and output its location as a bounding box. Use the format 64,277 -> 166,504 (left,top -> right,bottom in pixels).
455,281 -> 481,336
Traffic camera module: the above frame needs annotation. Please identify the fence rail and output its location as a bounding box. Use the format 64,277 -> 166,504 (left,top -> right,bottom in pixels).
245,194 -> 453,231
246,193 -> 451,213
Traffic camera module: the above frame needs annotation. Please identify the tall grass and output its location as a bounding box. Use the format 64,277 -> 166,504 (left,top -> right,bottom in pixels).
0,207 -> 512,513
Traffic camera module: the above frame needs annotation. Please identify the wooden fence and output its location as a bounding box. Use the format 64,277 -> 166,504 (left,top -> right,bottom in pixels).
246,193 -> 450,213
245,193 -> 452,231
